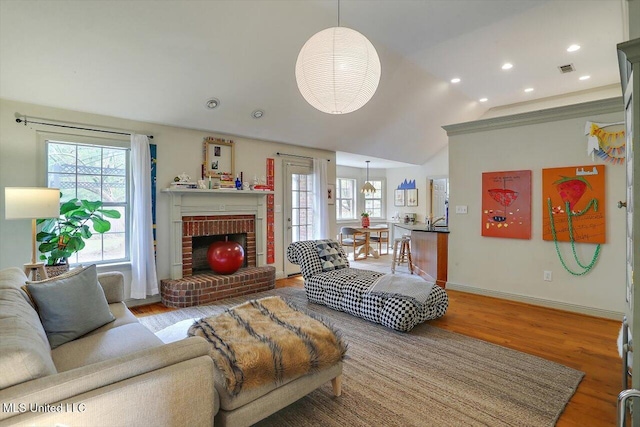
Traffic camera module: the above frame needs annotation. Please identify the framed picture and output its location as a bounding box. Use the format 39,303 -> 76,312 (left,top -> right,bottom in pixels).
482,170 -> 532,239
327,184 -> 335,205
406,189 -> 418,207
203,137 -> 234,178
394,189 -> 405,206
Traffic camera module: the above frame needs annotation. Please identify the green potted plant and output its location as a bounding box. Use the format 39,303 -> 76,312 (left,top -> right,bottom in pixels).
360,211 -> 370,228
36,196 -> 121,277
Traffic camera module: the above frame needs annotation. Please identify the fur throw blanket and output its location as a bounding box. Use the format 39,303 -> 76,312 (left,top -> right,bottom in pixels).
188,296 -> 346,396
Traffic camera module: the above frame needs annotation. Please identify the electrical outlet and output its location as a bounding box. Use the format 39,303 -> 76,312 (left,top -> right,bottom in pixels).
219,204 -> 225,211
543,270 -> 552,282
455,205 -> 468,214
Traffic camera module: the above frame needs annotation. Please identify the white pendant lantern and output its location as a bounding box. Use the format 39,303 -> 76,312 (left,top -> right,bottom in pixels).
361,160 -> 376,194
295,21 -> 381,114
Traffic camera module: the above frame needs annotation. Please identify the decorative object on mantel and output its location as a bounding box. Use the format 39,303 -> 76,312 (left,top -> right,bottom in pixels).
360,212 -> 370,228
584,121 -> 625,164
171,172 -> 197,189
542,165 -> 605,276
361,160 -> 376,194
481,170 -> 532,240
203,137 -> 234,179
295,0 -> 380,115
397,179 -> 416,190
4,187 -> 60,280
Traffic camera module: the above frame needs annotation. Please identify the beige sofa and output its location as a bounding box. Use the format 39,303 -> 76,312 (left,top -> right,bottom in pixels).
0,267 -> 217,427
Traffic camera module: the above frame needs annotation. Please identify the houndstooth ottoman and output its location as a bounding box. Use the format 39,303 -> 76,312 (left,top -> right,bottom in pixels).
287,240 -> 448,332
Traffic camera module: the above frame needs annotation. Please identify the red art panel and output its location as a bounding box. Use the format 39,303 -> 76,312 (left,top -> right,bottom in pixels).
542,164 -> 605,244
266,158 -> 275,264
482,170 -> 532,239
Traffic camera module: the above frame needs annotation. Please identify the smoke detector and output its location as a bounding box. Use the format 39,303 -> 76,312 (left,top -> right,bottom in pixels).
205,98 -> 220,109
558,64 -> 575,74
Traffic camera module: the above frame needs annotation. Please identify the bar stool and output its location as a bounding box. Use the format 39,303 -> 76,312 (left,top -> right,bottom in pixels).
391,234 -> 413,274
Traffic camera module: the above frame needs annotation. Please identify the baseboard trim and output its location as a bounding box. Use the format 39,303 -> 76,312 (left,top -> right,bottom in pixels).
125,294 -> 161,308
446,282 -> 623,320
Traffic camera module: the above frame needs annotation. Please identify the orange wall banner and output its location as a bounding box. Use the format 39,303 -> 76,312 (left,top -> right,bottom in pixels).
542,164 -> 606,244
481,170 -> 532,239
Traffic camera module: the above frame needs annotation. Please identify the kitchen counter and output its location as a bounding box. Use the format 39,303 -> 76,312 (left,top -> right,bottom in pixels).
394,223 -> 449,233
392,223 -> 448,287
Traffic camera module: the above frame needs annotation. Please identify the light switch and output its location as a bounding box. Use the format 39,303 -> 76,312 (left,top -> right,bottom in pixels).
455,205 -> 468,214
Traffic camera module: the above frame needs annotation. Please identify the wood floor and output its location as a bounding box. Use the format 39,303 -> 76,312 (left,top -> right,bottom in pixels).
131,275 -> 621,427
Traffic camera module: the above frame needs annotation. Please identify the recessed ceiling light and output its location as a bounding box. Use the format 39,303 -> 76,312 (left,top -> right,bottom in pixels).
501,63 -> 513,70
205,98 -> 220,109
579,75 -> 591,81
524,88 -> 534,93
252,110 -> 264,119
450,78 -> 461,84
567,44 -> 581,52
479,98 -> 488,103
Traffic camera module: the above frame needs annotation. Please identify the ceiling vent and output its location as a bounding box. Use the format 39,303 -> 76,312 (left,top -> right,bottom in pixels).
558,64 -> 575,74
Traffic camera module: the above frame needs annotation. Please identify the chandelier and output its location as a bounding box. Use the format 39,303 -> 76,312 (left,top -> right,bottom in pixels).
295,1 -> 381,114
361,160 -> 376,194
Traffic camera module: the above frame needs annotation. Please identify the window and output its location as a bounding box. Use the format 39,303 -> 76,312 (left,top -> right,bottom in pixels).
336,178 -> 356,220
364,180 -> 383,218
46,140 -> 129,265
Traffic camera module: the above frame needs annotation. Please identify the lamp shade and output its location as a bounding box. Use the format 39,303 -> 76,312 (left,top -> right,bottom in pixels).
295,27 -> 381,114
5,187 -> 60,219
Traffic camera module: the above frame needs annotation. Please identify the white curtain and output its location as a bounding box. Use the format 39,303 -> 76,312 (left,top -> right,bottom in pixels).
129,134 -> 158,299
312,158 -> 330,239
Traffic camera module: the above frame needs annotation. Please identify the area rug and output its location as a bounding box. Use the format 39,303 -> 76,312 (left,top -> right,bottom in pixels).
139,288 -> 584,427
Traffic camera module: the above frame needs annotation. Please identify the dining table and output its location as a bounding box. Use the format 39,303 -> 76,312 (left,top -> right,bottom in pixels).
353,226 -> 389,259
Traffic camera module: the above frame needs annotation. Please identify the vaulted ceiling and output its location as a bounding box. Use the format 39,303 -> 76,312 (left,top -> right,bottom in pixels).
0,1 -> 626,167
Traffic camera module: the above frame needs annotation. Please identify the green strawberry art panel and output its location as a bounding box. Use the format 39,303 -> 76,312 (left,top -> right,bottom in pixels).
542,164 -> 606,244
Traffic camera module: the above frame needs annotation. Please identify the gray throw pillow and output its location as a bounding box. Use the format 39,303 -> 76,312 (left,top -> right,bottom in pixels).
317,240 -> 348,272
25,265 -> 115,349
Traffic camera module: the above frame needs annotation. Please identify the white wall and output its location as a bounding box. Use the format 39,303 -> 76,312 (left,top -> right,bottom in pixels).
445,98 -> 625,318
0,98 -> 336,300
385,145 -> 449,223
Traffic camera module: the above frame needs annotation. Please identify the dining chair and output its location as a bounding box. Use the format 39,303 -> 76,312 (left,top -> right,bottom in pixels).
339,226 -> 368,260
368,224 -> 389,255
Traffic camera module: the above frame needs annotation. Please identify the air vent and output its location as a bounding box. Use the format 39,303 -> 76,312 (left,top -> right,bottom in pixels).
558,64 -> 575,74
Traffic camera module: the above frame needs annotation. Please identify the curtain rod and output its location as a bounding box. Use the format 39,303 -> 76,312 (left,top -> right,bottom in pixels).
276,152 -> 330,162
15,117 -> 154,139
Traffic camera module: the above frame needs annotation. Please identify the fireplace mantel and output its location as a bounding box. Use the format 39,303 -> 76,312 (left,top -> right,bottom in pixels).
162,188 -> 271,279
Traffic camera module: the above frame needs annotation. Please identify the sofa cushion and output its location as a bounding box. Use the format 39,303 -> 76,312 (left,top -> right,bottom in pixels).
52,323 -> 163,372
287,239 -> 350,279
25,265 -> 115,349
0,287 -> 57,390
316,239 -> 348,272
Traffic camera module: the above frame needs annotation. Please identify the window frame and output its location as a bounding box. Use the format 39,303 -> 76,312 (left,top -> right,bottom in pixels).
42,133 -> 131,266
336,177 -> 357,220
363,179 -> 384,219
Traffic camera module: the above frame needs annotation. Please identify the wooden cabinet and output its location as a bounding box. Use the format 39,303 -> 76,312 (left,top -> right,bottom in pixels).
410,230 -> 448,288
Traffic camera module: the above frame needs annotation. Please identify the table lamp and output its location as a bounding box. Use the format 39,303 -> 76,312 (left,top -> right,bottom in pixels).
5,187 -> 60,280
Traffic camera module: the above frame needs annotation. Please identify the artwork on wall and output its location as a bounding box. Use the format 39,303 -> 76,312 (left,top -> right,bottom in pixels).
203,137 -> 234,178
327,183 -> 335,205
542,165 -> 606,244
394,189 -> 405,206
150,143 -> 157,257
397,179 -> 416,190
584,121 -> 625,165
406,189 -> 418,207
481,170 -> 532,239
266,158 -> 275,264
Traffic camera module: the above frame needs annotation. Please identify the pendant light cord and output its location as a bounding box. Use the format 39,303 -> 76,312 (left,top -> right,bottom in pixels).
337,0 -> 340,27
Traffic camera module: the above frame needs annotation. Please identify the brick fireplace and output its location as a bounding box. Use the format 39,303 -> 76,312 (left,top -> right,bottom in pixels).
160,189 -> 275,308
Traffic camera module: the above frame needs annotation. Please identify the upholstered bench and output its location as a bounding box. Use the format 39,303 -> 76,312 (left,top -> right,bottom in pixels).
287,239 -> 448,331
155,296 -> 344,427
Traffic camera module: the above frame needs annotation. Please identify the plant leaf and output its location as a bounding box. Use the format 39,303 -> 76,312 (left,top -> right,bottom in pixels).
91,217 -> 111,233
98,209 -> 121,219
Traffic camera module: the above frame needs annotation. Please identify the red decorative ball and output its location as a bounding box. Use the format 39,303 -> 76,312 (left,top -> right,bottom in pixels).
207,241 -> 244,275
